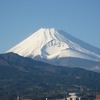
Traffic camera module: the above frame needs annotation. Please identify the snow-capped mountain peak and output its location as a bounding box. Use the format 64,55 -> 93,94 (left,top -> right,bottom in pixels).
7,28 -> 100,66
7,28 -> 100,72
7,28 -> 100,61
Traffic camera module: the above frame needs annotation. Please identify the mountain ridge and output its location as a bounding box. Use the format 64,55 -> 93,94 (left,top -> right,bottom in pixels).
0,52 -> 100,100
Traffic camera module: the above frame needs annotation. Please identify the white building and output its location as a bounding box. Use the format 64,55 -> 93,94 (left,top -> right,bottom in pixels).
67,93 -> 81,100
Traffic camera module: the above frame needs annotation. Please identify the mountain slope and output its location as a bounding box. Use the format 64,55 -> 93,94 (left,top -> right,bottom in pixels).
7,28 -> 100,71
0,53 -> 100,100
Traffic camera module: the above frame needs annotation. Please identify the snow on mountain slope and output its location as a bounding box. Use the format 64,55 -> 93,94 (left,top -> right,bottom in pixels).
7,28 -> 100,62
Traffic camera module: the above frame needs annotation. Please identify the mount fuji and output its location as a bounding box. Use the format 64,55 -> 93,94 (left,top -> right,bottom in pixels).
7,28 -> 100,72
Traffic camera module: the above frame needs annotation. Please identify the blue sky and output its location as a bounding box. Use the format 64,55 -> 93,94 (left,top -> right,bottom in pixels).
0,0 -> 100,53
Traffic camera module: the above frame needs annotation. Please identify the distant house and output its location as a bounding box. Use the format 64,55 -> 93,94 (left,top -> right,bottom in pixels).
66,93 -> 81,100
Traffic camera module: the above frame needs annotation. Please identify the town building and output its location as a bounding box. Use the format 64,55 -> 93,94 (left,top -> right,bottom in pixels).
66,93 -> 81,100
